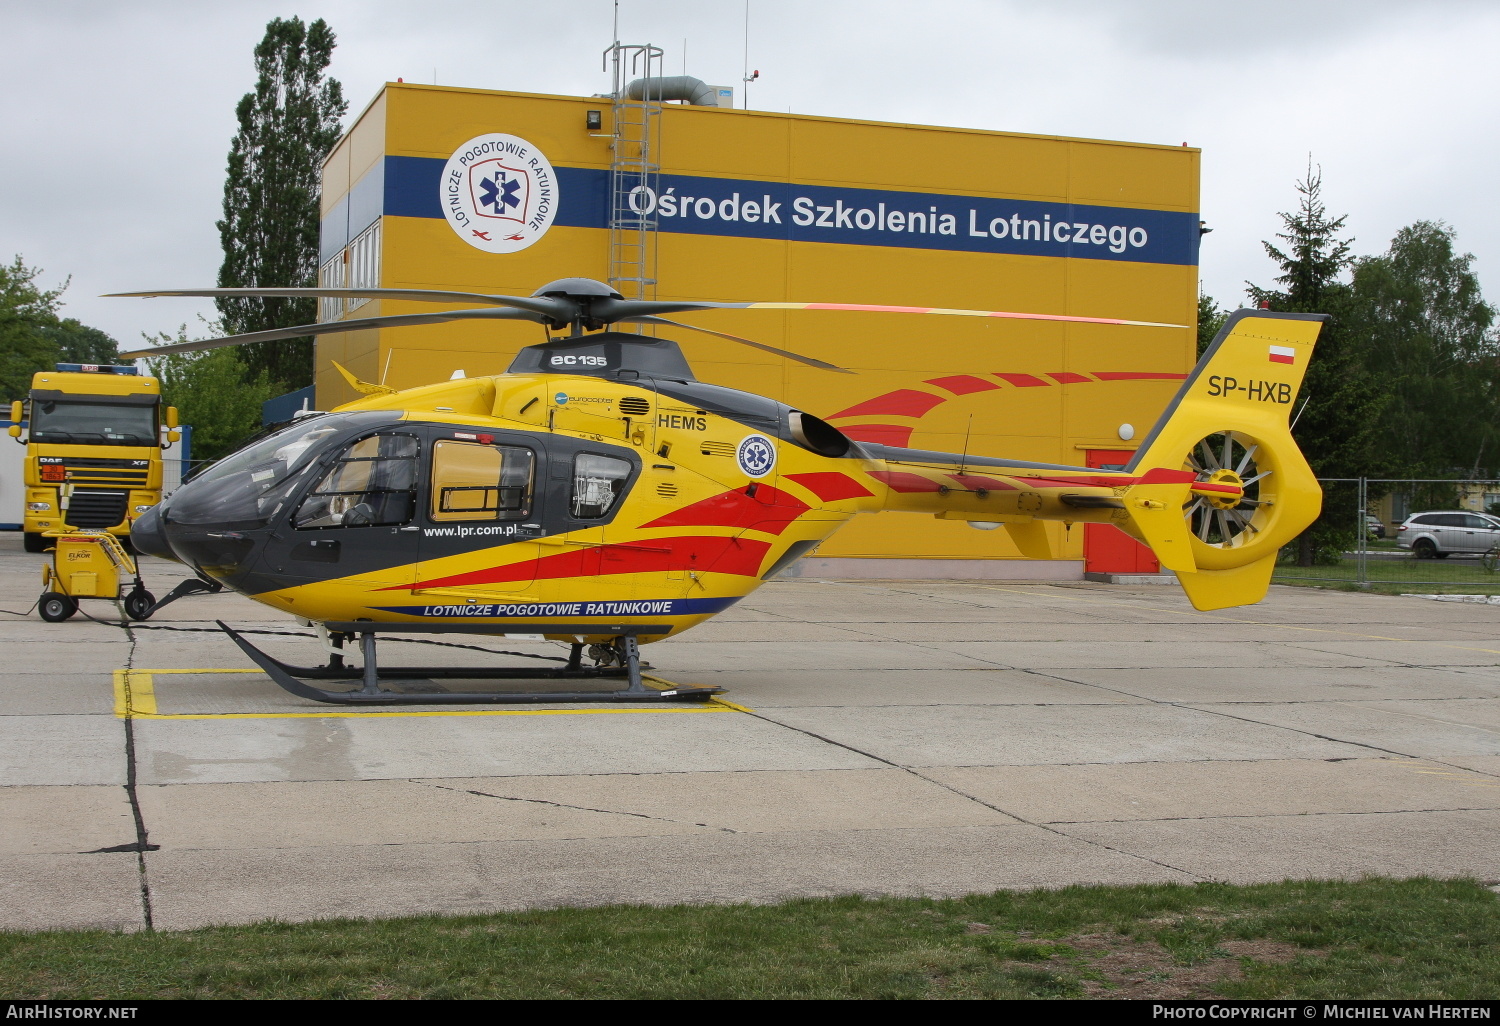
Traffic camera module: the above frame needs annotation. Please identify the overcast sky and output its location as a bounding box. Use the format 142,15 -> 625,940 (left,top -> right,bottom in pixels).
4,0 -> 1497,345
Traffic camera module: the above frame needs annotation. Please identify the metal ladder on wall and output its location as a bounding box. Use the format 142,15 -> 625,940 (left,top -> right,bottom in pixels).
602,43 -> 664,314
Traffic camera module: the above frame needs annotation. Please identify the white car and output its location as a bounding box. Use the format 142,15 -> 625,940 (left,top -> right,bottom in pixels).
1396,511 -> 1500,559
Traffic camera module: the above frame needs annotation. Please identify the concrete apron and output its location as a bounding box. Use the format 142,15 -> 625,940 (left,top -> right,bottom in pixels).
2,533 -> 1499,932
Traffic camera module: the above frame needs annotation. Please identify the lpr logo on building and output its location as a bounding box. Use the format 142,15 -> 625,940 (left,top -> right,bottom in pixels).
441,133 -> 559,253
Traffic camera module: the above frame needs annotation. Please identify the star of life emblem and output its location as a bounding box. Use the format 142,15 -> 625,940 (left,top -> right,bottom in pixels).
471,160 -> 529,223
440,133 -> 559,254
737,434 -> 777,479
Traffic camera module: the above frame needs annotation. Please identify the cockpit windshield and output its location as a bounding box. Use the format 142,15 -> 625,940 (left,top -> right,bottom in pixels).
164,413 -> 394,526
30,400 -> 157,447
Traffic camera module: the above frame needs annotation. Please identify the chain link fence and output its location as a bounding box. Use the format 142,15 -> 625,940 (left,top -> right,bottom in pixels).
1272,478 -> 1500,593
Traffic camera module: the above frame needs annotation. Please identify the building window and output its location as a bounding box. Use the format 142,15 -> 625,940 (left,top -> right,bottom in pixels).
347,222 -> 382,309
318,223 -> 380,322
294,433 -> 418,529
429,440 -> 534,522
318,256 -> 345,322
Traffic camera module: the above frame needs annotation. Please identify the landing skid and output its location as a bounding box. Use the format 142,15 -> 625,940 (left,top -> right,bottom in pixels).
215,621 -> 723,706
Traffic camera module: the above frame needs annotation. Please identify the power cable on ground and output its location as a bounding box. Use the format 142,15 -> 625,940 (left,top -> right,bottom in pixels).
61,605 -> 571,663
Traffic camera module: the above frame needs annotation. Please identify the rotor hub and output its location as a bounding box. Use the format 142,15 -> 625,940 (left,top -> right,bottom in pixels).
1202,468 -> 1244,510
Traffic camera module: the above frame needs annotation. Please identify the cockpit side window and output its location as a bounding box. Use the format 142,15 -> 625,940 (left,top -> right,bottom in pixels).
294,433 -> 419,529
571,453 -> 631,519
430,440 -> 534,522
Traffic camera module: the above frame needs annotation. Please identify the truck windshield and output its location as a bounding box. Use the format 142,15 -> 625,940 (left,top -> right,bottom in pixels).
30,399 -> 157,447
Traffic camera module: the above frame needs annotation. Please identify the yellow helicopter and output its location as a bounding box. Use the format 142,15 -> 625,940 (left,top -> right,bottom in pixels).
113,278 -> 1325,706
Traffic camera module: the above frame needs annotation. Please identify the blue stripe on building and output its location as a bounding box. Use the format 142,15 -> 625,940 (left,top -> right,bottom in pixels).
325,155 -> 1200,267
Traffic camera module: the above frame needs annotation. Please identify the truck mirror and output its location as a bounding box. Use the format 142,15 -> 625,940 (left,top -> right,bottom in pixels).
7,425 -> 19,438
166,430 -> 181,444
165,406 -> 179,428
9,400 -> 20,423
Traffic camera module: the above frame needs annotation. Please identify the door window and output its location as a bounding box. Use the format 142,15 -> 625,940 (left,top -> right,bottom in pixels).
571,453 -> 631,518
294,433 -> 418,529
430,440 -> 534,522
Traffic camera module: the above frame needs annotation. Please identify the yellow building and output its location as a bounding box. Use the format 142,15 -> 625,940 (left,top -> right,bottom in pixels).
316,82 -> 1201,578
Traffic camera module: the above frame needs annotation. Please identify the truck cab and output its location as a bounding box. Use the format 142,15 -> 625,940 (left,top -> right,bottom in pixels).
9,364 -> 178,552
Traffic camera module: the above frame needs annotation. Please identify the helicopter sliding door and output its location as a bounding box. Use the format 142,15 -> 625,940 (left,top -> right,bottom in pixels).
413,432 -> 543,597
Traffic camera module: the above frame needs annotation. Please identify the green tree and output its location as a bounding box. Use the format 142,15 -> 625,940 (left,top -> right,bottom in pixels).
1351,221 -> 1498,476
1197,291 -> 1228,358
39,318 -> 119,365
148,332 -> 276,462
1247,165 -> 1391,565
217,16 -> 347,394
0,256 -> 66,402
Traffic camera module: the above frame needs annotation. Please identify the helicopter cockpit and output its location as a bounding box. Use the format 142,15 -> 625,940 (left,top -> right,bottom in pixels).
133,409 -> 645,596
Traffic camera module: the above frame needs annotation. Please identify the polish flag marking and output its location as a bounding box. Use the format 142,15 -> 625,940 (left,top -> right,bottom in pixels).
1269,345 -> 1296,365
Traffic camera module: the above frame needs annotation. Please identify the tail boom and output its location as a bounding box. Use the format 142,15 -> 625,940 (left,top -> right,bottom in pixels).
847,310 -> 1326,611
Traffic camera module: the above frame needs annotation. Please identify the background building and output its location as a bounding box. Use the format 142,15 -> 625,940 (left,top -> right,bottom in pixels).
316,78 -> 1200,577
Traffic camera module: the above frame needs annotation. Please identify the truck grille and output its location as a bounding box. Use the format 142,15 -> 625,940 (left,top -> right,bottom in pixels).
66,489 -> 128,528
43,457 -> 151,488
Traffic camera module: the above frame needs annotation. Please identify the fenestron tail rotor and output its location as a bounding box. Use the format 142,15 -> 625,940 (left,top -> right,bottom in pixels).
110,277 -> 1190,368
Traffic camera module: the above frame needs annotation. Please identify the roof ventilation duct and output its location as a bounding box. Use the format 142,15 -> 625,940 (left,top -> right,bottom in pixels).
624,76 -> 733,107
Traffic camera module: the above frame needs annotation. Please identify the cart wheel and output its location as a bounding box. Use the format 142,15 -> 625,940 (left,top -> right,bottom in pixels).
39,592 -> 77,622
124,589 -> 156,621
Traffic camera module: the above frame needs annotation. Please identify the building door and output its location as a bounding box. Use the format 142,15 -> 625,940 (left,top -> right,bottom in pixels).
1082,449 -> 1160,575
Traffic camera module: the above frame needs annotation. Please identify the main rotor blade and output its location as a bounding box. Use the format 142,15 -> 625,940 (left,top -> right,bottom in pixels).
107,286 -> 566,320
119,307 -> 537,359
623,316 -> 854,373
598,297 -> 1189,330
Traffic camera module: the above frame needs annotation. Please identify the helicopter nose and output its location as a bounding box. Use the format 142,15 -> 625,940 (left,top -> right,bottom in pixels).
130,505 -> 179,563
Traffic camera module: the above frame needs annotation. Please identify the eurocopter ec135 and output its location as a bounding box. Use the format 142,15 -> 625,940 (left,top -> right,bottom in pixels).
110,278 -> 1325,706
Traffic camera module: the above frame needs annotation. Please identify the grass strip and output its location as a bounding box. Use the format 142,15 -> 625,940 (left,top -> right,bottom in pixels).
1274,557 -> 1500,594
3,877 -> 1498,999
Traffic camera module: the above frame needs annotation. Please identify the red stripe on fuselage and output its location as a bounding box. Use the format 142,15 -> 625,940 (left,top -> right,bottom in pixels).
1138,468 -> 1196,484
1091,372 -> 1188,381
838,424 -> 913,446
640,486 -> 809,535
925,375 -> 999,395
1013,474 -> 1134,489
827,389 -> 946,420
947,473 -> 1018,491
869,470 -> 944,493
393,535 -> 773,592
784,472 -> 875,503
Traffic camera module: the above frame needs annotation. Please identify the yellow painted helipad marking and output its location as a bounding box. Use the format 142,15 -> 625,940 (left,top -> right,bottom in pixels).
1408,764 -> 1500,788
113,669 -> 749,719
